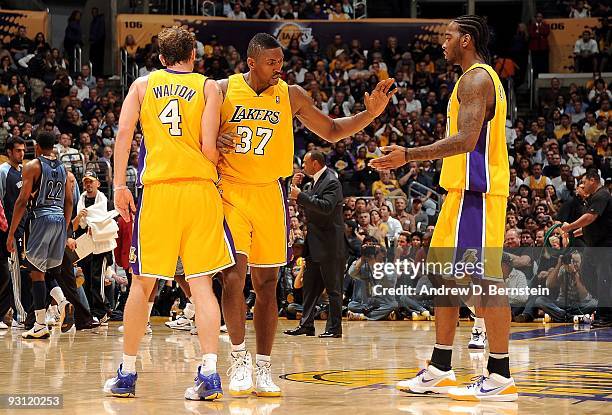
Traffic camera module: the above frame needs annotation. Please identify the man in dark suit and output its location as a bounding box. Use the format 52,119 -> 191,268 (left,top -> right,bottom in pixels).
284,151 -> 346,338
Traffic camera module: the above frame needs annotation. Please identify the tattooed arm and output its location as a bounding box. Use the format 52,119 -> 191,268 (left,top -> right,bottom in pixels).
370,68 -> 494,169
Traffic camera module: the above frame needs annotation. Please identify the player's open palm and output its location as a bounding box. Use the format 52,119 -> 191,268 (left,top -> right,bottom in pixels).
115,188 -> 136,222
369,145 -> 407,170
364,78 -> 398,118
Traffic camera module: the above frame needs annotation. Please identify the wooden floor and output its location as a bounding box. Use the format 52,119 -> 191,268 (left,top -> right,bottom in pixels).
1,318 -> 611,415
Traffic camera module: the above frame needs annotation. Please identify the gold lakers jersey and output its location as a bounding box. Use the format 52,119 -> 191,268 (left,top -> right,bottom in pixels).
218,74 -> 294,184
439,63 -> 509,196
138,69 -> 218,186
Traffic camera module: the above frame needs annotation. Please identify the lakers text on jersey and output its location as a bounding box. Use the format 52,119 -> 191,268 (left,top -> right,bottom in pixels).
219,74 -> 294,184
217,74 -> 293,266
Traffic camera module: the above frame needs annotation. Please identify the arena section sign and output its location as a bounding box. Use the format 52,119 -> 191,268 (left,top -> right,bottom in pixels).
117,15 -> 447,55
0,9 -> 48,44
545,18 -> 602,73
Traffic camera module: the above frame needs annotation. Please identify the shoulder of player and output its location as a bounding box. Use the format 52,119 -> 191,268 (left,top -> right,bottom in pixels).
458,67 -> 493,97
22,158 -> 41,176
133,75 -> 150,86
288,84 -> 311,110
216,78 -> 229,97
203,77 -> 221,95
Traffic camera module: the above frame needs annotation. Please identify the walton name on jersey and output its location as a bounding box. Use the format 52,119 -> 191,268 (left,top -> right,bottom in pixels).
228,105 -> 280,125
152,83 -> 197,101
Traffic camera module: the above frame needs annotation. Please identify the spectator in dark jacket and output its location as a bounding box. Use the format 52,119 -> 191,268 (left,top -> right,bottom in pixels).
89,8 -> 106,77
64,10 -> 83,72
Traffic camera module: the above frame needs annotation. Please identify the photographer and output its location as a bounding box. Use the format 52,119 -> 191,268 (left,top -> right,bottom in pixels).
347,239 -> 399,321
534,251 -> 597,322
561,169 -> 612,327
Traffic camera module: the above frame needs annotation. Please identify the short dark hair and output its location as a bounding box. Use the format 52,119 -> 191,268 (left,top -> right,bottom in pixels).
308,150 -> 326,167
247,33 -> 281,59
585,168 -> 600,181
5,136 -> 25,152
36,131 -> 56,150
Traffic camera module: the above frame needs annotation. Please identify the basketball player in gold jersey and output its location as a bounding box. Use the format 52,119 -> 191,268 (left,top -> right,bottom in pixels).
217,33 -> 396,397
371,16 -> 517,401
104,27 -> 234,400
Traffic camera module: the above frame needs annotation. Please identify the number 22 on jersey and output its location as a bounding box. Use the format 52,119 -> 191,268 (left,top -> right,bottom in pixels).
235,126 -> 273,155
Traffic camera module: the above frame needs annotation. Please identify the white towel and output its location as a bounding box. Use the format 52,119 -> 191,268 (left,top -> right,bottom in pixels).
77,191 -> 120,254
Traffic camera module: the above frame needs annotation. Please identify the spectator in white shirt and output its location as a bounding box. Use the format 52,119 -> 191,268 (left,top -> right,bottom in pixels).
569,0 -> 591,18
228,3 -> 247,19
570,101 -> 586,123
403,87 -> 422,115
81,64 -> 96,90
219,0 -> 232,17
572,153 -> 597,178
563,141 -> 582,170
524,121 -> 539,145
138,57 -> 156,77
55,133 -> 80,164
509,167 -> 524,194
379,205 -> 402,240
574,31 -> 598,72
71,75 -> 89,101
287,58 -> 307,84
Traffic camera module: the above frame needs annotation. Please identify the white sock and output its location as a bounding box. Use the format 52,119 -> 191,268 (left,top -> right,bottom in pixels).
231,341 -> 246,353
184,302 -> 195,320
122,354 -> 137,374
34,309 -> 46,326
147,302 -> 154,323
473,317 -> 486,332
256,354 -> 270,366
200,353 -> 217,375
50,287 -> 66,304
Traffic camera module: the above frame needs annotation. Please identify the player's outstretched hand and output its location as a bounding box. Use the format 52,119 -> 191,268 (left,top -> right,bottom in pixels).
364,78 -> 398,118
369,145 -> 407,170
115,188 -> 136,223
217,133 -> 238,154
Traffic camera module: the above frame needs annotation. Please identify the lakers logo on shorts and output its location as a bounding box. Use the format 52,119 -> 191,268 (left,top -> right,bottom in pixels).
129,246 -> 137,264
462,249 -> 479,264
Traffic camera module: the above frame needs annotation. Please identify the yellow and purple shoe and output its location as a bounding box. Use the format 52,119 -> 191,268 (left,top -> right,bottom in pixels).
448,373 -> 518,402
103,364 -> 137,398
184,367 -> 223,401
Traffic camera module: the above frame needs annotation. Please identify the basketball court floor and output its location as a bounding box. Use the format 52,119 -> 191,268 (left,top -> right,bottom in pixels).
1,319 -> 610,414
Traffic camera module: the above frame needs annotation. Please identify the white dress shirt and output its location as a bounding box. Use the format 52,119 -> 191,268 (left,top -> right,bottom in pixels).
312,166 -> 327,186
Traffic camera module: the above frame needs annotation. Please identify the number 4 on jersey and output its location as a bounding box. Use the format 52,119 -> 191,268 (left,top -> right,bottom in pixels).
159,99 -> 182,136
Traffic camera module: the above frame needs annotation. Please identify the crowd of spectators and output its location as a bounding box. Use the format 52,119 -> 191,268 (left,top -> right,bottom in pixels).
1,6 -> 611,325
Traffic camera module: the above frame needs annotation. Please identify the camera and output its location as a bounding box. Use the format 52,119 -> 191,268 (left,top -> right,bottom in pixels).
362,244 -> 378,258
561,253 -> 573,265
